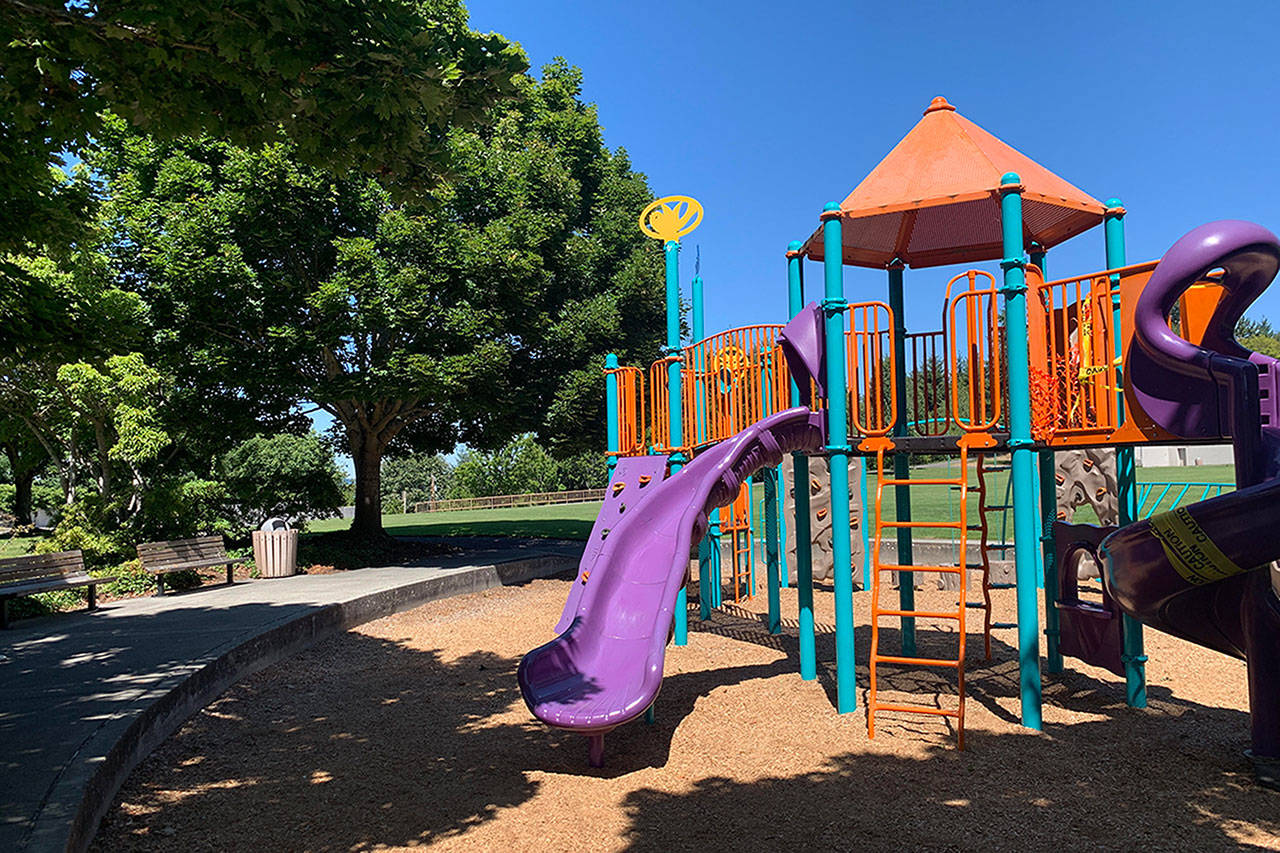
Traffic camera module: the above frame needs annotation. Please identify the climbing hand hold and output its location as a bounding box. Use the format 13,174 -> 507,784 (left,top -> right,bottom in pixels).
612,482 -> 626,496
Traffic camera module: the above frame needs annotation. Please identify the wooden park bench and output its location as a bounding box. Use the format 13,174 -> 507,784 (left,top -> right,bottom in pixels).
0,550 -> 115,629
137,535 -> 237,595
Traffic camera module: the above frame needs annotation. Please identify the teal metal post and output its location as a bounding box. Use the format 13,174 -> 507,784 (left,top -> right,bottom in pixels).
665,240 -> 689,646
777,469 -> 789,587
999,173 -> 1043,730
693,273 -> 715,622
1031,246 -> 1063,674
787,241 -> 816,680
605,353 -> 620,483
887,259 -> 915,654
1105,198 -> 1148,708
821,204 -> 857,712
764,467 -> 781,633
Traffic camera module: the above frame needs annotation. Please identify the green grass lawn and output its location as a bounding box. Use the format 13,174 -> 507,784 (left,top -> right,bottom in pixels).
307,501 -> 603,541
319,460 -> 1234,547
0,534 -> 39,559
869,460 -> 1235,540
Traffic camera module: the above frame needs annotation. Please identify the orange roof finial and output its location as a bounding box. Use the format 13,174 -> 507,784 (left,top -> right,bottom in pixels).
924,96 -> 956,115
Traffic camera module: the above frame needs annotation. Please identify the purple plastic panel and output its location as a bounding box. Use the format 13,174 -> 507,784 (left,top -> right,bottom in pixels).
1128,220 -> 1280,483
777,302 -> 826,403
555,455 -> 670,635
1054,522 -> 1124,677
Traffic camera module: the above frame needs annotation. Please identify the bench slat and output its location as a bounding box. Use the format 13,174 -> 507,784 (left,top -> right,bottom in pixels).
146,559 -> 235,575
0,551 -> 88,585
0,550 -> 85,571
0,575 -> 115,597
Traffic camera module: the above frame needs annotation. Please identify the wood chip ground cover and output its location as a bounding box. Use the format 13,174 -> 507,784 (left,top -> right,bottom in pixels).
92,574 -> 1280,851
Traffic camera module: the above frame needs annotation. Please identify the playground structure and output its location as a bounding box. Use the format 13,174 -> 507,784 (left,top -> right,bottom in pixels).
518,97 -> 1280,787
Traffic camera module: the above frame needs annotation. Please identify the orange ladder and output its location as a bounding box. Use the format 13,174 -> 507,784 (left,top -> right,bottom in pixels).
972,454 -> 1017,659
725,483 -> 754,603
867,441 -> 975,749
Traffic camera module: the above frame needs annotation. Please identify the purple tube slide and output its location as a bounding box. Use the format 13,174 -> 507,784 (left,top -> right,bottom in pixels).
1101,220 -> 1280,789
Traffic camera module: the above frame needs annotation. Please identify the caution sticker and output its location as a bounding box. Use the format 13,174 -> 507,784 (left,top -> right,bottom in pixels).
1148,506 -> 1244,586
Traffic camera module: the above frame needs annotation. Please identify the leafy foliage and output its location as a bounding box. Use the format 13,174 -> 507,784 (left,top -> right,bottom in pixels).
452,434 -> 561,498
0,0 -> 526,254
220,433 -> 346,530
382,453 -> 454,513
93,60 -> 665,536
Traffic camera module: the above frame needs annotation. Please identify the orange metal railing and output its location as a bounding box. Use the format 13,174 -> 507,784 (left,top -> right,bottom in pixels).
606,365 -> 647,457
682,325 -> 792,450
947,270 -> 1002,438
647,355 -> 681,454
847,301 -> 897,444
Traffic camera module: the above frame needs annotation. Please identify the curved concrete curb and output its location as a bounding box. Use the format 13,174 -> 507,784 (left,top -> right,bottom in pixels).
32,552 -> 574,853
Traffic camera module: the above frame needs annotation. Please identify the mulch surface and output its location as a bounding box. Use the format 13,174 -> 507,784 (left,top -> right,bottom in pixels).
92,573 -> 1280,852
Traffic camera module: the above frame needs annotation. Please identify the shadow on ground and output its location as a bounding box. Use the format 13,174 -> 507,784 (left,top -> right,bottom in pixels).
90,593 -> 1280,851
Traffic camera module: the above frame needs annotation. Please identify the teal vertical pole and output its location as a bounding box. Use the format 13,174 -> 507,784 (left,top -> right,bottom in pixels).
821,203 -> 857,713
777,467 -> 789,587
605,353 -> 620,483
1105,198 -> 1147,708
765,468 -> 781,633
1030,246 -> 1063,674
887,260 -> 915,654
787,241 -> 816,680
665,239 -> 689,646
1000,173 -> 1043,731
693,273 -> 714,622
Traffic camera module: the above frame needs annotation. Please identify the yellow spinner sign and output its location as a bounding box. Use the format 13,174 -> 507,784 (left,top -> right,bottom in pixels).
639,196 -> 703,243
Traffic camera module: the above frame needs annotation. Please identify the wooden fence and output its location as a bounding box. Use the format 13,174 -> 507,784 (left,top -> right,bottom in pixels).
411,488 -> 606,514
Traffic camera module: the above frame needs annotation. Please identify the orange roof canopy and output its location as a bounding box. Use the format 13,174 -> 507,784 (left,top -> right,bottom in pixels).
804,97 -> 1105,269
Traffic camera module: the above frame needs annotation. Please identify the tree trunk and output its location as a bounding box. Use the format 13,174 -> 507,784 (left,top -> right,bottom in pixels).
349,428 -> 387,538
12,468 -> 35,526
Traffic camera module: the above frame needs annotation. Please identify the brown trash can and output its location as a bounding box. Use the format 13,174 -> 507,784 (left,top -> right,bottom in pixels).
252,529 -> 299,578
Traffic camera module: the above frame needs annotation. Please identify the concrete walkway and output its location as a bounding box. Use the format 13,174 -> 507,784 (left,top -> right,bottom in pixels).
0,537 -> 580,853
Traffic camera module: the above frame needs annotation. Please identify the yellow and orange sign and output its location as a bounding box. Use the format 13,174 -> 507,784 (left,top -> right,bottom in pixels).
639,195 -> 703,243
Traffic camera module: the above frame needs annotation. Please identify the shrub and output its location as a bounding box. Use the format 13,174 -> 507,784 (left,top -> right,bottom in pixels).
452,435 -> 561,498
220,433 -> 346,530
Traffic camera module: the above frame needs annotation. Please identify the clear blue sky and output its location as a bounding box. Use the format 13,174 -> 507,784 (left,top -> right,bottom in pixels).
468,0 -> 1280,334
327,0 -> 1280,474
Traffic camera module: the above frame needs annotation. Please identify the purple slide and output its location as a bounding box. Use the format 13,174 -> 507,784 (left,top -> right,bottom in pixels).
518,306 -> 828,767
1100,220 -> 1280,790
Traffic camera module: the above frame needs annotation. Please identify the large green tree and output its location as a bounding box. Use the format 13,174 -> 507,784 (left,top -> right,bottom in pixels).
97,61 -> 665,537
1,0 -> 526,351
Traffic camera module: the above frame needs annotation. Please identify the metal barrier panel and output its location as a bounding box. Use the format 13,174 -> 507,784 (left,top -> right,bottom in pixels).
682,325 -> 791,450
846,301 -> 897,442
947,270 -> 1003,434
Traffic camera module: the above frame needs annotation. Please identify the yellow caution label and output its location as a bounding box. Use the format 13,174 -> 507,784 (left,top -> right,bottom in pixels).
1148,506 -> 1244,586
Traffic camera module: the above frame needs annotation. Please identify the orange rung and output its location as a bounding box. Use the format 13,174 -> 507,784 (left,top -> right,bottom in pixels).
876,609 -> 962,621
873,703 -> 962,718
877,564 -> 963,574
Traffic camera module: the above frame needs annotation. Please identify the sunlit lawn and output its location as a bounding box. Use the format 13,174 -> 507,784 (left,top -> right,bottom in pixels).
0,535 -> 39,559
310,460 -> 1236,546
307,501 -> 603,541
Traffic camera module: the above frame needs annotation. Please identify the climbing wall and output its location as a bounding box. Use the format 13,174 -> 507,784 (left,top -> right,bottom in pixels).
781,454 -> 864,586
1055,448 -> 1119,526
1054,448 -> 1118,580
